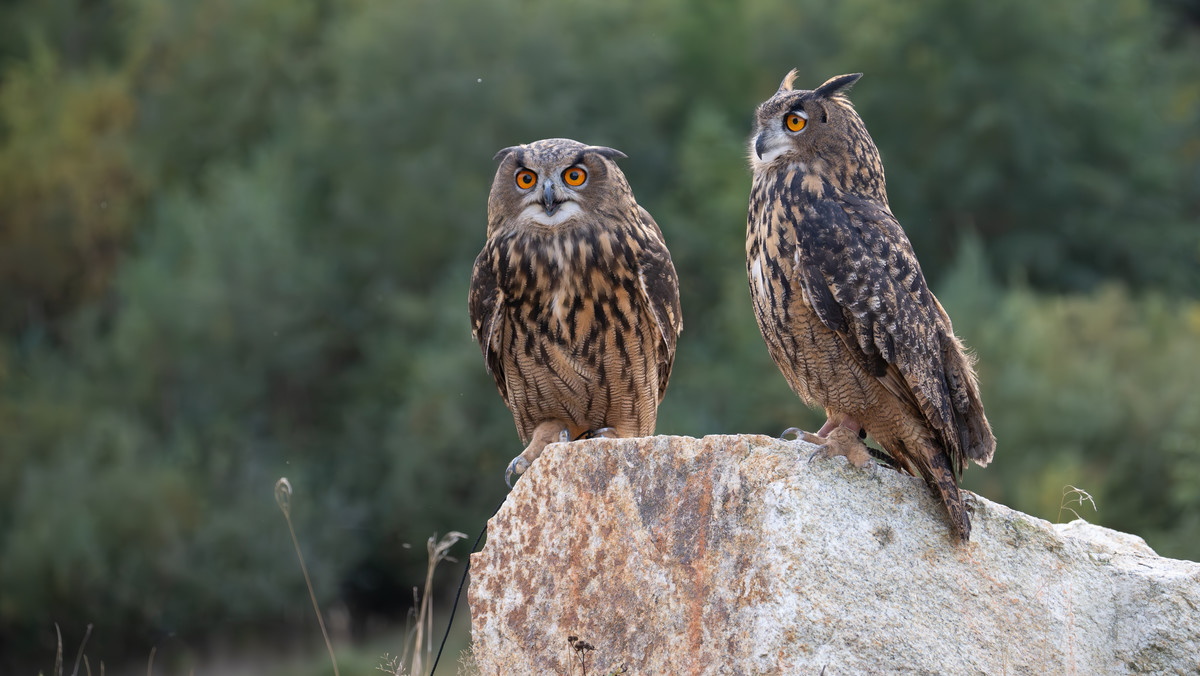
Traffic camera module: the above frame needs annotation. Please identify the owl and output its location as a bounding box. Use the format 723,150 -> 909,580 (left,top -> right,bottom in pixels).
746,71 -> 995,541
469,138 -> 682,487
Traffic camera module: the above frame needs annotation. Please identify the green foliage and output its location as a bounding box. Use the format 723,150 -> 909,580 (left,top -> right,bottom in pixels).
0,41 -> 141,332
0,156 -> 346,656
123,0 -> 330,187
944,239 -> 1200,560
0,0 -> 130,68
834,0 -> 1200,293
0,0 -> 1198,666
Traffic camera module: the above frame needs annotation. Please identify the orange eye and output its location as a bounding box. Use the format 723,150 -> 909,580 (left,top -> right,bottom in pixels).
515,169 -> 537,190
786,112 -> 807,132
562,166 -> 587,187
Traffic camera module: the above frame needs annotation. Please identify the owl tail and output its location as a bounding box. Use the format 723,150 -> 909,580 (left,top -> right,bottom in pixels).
924,446 -> 972,543
943,334 -> 996,469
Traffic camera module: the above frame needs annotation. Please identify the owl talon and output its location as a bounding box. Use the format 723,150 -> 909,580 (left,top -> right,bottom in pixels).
505,421 -> 571,488
807,427 -> 873,469
577,427 -> 618,440
963,490 -> 978,514
505,456 -> 530,488
783,427 -> 827,445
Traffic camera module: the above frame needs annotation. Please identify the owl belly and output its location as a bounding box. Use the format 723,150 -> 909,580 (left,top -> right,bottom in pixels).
749,256 -> 881,420
501,296 -> 659,443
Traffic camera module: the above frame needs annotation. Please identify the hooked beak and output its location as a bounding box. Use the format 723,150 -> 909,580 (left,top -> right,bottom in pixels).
754,133 -> 767,160
542,182 -> 560,216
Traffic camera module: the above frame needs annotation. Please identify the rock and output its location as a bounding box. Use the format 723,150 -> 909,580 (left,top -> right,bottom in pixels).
468,435 -> 1200,675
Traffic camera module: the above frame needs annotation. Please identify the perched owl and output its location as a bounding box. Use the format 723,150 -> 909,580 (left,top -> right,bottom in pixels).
746,71 -> 995,541
469,138 -> 682,487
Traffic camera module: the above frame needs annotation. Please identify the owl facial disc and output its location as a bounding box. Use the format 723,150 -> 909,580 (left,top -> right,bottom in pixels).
523,173 -> 582,226
751,131 -> 794,167
520,200 -> 582,227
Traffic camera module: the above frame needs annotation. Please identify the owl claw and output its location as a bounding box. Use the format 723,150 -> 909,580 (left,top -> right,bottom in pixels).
577,427 -> 618,440
505,421 -> 571,489
782,427 -> 826,445
807,427 -> 873,469
505,456 -> 530,488
963,490 -> 978,514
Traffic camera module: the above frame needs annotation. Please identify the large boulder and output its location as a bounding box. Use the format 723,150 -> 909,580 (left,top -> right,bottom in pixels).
468,434 -> 1200,674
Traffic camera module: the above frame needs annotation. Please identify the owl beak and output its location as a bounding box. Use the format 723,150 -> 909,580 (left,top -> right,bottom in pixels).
542,182 -> 561,216
754,133 -> 767,160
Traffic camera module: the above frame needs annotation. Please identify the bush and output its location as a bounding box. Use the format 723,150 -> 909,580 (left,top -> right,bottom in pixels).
943,240 -> 1200,560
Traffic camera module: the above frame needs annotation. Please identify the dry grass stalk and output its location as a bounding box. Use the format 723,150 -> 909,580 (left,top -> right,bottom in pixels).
275,476 -> 341,676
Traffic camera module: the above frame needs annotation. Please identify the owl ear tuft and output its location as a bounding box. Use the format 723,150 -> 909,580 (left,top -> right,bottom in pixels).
814,73 -> 863,99
585,146 -> 627,161
776,69 -> 800,94
493,146 -> 519,162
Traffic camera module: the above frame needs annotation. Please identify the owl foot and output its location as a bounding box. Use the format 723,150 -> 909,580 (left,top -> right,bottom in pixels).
963,490 -> 978,515
808,426 -> 874,469
816,415 -> 866,439
505,420 -> 571,488
576,427 -> 618,440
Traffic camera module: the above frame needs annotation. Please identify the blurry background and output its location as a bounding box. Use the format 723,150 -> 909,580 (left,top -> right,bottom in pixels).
1,0 -> 1198,672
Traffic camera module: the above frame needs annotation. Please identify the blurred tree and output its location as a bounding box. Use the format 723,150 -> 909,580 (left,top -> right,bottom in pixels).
0,0 -> 128,68
124,0 -> 331,187
835,0 -> 1200,294
944,238 -> 1200,561
0,155 -> 347,657
0,42 -> 141,334
1158,0 -> 1200,27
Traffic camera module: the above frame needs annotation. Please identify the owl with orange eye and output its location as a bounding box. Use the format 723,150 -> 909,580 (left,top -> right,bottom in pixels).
746,72 -> 995,541
469,138 -> 682,487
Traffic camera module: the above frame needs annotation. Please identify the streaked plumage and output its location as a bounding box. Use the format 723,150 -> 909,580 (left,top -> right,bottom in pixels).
470,138 -> 682,486
746,71 -> 995,541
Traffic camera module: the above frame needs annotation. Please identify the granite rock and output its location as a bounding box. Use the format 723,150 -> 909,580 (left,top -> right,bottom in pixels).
468,434 -> 1200,675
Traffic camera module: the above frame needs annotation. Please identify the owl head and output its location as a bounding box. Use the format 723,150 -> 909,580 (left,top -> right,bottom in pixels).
487,138 -> 631,237
750,71 -> 885,200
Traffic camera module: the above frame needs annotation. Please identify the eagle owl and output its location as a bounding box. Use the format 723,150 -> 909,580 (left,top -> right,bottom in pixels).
469,138 -> 682,487
746,71 -> 995,541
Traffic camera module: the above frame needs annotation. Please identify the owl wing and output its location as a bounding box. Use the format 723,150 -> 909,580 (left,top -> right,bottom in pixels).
468,243 -> 510,407
794,195 -> 969,475
633,206 -> 683,402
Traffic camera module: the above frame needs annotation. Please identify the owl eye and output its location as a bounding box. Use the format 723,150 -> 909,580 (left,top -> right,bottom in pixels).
515,169 -> 537,190
785,112 -> 808,132
562,166 -> 587,186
